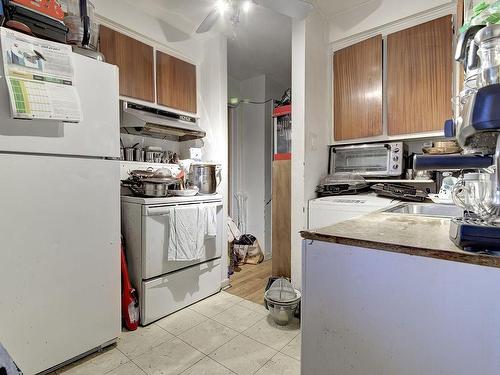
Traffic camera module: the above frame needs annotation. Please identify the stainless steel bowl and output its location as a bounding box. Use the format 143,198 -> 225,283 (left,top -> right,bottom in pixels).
265,300 -> 300,326
264,288 -> 301,326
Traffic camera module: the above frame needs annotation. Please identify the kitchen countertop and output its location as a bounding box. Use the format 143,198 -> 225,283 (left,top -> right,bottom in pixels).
301,212 -> 500,268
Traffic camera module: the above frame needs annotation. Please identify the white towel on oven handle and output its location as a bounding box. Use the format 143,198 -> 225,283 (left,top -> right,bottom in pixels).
168,205 -> 206,261
205,204 -> 217,237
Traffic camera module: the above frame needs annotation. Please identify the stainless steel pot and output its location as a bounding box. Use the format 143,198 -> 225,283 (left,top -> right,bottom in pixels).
134,148 -> 144,162
126,177 -> 177,197
142,181 -> 169,197
145,151 -> 155,163
188,164 -> 221,195
124,147 -> 135,161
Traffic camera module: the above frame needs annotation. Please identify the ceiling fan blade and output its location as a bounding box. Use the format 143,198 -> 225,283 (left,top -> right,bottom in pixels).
196,8 -> 221,33
255,0 -> 313,20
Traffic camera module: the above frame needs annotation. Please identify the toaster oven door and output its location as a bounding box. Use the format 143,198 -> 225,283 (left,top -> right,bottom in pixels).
329,144 -> 393,176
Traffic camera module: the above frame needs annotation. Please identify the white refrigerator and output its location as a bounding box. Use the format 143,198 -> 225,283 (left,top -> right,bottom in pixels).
0,48 -> 121,373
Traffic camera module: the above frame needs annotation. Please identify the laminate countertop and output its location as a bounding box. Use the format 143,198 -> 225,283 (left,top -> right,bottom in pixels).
301,212 -> 500,268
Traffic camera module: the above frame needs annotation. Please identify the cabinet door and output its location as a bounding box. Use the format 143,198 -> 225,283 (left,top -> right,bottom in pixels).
333,35 -> 383,141
99,26 -> 155,102
387,16 -> 453,135
156,51 -> 197,114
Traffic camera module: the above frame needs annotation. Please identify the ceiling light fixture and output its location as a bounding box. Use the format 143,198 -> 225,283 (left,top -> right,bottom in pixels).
242,0 -> 252,12
215,0 -> 230,14
196,0 -> 313,34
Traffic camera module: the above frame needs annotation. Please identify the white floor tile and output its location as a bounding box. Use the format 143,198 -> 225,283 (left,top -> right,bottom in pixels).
280,333 -> 301,361
209,335 -> 276,375
178,319 -> 239,355
117,325 -> 174,359
189,292 -> 242,318
57,347 -> 128,375
237,299 -> 268,314
181,357 -> 234,375
106,361 -> 146,375
243,316 -> 300,351
212,304 -> 267,332
254,352 -> 300,375
156,308 -> 208,336
133,337 -> 204,375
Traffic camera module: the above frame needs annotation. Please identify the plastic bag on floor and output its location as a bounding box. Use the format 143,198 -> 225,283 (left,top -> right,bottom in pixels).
233,234 -> 264,265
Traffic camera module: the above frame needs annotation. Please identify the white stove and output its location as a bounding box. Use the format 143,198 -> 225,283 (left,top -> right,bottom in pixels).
121,193 -> 223,205
121,193 -> 223,325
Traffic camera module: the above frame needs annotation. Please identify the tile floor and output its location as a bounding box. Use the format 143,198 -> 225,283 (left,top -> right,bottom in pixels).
56,292 -> 301,375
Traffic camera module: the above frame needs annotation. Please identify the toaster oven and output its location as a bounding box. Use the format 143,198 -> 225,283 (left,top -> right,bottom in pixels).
328,142 -> 406,177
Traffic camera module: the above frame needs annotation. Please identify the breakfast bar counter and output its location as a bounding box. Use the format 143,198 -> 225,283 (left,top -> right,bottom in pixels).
300,211 -> 500,375
300,212 -> 500,268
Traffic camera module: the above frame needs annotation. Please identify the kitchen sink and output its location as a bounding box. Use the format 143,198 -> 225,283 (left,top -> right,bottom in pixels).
382,203 -> 464,218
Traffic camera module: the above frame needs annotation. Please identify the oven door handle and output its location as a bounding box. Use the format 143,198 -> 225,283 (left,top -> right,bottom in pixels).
144,202 -> 222,216
333,143 -> 395,150
144,206 -> 172,216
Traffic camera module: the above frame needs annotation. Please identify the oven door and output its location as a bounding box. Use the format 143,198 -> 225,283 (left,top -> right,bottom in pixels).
142,201 -> 223,279
329,144 -> 396,176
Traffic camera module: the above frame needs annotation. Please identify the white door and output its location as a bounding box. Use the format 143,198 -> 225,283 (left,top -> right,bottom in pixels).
142,202 -> 223,278
0,154 -> 120,375
0,52 -> 119,158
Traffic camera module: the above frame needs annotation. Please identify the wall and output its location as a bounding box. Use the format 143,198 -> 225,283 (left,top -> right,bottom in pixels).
239,75 -> 266,253
328,0 -> 454,42
93,0 -> 229,285
229,75 -> 285,260
291,10 -> 330,289
93,0 -> 204,62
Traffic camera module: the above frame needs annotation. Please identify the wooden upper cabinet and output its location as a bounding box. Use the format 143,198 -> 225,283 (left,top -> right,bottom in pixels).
156,51 -> 197,114
387,15 -> 453,135
99,26 -> 155,102
333,35 -> 383,141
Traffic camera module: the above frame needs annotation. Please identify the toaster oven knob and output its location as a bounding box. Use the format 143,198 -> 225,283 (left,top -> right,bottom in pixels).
393,147 -> 400,153
393,156 -> 399,162
392,164 -> 399,170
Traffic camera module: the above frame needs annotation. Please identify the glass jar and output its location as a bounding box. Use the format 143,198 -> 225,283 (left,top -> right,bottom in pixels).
478,39 -> 500,85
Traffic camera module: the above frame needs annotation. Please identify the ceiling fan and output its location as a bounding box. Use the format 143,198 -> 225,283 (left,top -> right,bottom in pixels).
196,0 -> 314,33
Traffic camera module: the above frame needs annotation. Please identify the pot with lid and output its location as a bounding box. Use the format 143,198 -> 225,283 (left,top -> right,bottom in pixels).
188,163 -> 222,195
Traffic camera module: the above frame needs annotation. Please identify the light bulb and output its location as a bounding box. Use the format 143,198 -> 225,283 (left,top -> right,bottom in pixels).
216,0 -> 229,14
242,0 -> 252,12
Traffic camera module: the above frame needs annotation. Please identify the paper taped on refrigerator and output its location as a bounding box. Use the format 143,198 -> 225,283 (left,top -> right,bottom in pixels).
0,27 -> 82,122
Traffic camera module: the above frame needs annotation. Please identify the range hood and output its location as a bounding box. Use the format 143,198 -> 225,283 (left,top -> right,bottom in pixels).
120,101 -> 205,141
